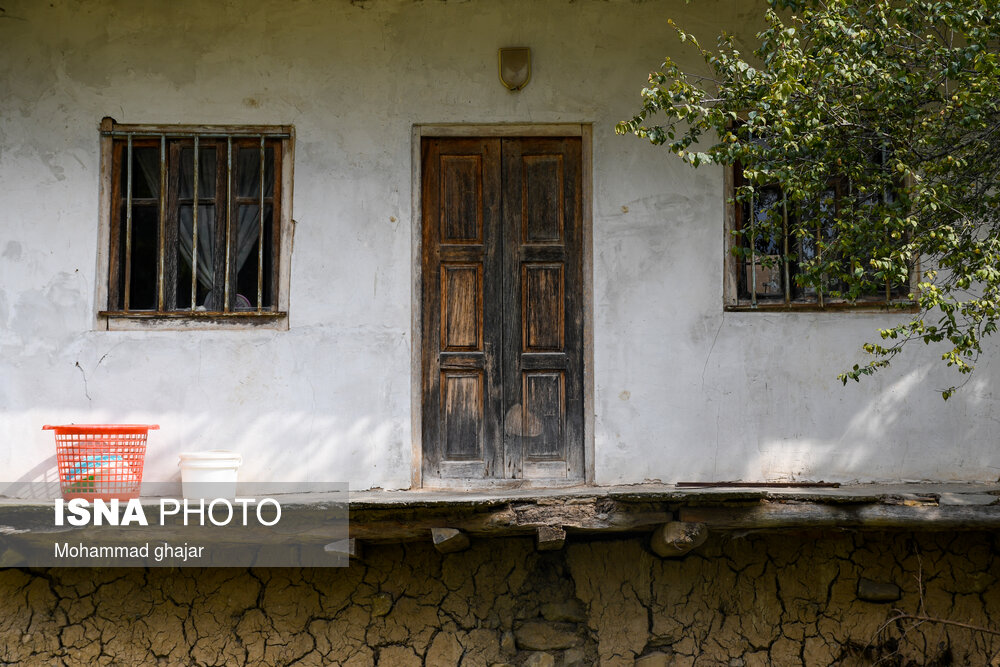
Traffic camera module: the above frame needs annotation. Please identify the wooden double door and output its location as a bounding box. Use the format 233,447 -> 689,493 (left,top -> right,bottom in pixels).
421,137 -> 584,482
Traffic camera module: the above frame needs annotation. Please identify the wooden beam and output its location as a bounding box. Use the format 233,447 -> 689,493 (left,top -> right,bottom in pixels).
431,527 -> 470,553
679,503 -> 1000,530
349,500 -> 670,543
536,526 -> 566,551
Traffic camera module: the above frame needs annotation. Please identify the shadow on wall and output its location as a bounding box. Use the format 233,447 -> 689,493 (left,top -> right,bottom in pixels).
9,409 -> 406,495
1,455 -> 60,499
736,354 -> 1000,483
600,304 -> 1000,485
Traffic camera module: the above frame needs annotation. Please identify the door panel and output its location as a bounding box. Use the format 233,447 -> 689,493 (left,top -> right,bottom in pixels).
522,263 -> 564,352
522,371 -> 565,459
441,370 -> 485,461
501,137 -> 583,481
440,155 -> 485,244
521,154 -> 564,243
440,263 -> 483,351
422,136 -> 583,482
422,138 -> 503,480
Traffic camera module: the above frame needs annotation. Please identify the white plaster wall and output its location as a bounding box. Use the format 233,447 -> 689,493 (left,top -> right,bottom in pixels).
0,0 -> 996,490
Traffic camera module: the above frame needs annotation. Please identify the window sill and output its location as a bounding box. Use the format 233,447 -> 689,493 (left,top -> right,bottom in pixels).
724,301 -> 918,314
98,311 -> 288,331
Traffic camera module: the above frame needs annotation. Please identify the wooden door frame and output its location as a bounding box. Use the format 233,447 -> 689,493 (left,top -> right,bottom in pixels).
411,124 -> 594,489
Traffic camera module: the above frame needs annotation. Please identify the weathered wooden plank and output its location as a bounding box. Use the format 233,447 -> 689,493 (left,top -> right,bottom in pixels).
536,525 -> 566,551
679,503 -> 1000,530
417,124 -> 586,138
164,141 -> 181,311
106,138 -> 124,311
2,494 -> 1000,553
106,122 -> 294,137
349,500 -> 670,542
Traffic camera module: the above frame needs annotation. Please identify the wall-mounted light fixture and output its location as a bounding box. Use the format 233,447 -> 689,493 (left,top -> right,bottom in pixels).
498,47 -> 531,91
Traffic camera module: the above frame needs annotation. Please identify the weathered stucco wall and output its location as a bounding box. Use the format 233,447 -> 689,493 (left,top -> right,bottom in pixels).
2,532 -> 999,665
0,0 -> 998,489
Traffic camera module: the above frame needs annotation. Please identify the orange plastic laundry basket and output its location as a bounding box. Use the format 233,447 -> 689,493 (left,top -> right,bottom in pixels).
44,424 -> 158,501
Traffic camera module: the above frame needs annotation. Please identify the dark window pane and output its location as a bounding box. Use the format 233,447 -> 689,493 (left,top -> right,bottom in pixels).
119,147 -> 160,200
236,146 -> 274,198
127,206 -> 159,310
115,207 -> 127,310
235,204 -> 271,309
749,187 -> 783,255
176,242 -> 192,310
262,204 -> 274,308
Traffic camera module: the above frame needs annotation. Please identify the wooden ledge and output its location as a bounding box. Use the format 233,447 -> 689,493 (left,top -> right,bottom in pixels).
0,484 -> 996,549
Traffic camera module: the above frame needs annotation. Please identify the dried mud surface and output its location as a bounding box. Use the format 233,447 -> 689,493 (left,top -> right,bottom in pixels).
1,531 -> 998,665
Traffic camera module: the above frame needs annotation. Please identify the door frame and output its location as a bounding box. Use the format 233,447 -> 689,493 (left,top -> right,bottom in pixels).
410,124 -> 594,489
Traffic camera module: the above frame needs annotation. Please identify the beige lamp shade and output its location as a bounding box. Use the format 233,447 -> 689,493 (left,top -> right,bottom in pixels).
498,47 -> 531,91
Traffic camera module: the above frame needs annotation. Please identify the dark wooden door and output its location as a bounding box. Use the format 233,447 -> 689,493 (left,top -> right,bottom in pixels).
422,136 -> 583,482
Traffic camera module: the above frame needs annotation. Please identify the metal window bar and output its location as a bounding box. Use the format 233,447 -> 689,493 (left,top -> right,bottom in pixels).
224,137 -> 233,313
817,219 -> 825,308
191,136 -> 199,311
782,192 -> 790,306
749,187 -> 757,309
883,145 -> 892,303
258,135 -> 265,312
124,134 -> 133,311
746,127 -> 758,308
157,135 -> 167,312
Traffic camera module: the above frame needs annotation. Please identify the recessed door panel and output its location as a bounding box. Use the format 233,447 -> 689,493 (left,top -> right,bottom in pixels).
441,371 -> 485,461
522,155 -> 564,244
440,155 -> 483,244
441,263 -> 483,351
522,263 -> 564,352
522,371 -> 565,460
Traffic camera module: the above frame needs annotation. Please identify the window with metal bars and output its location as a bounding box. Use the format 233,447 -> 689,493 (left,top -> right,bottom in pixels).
725,163 -> 914,310
98,119 -> 293,320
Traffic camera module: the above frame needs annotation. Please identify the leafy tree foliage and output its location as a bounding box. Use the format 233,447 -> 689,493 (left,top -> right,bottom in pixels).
617,0 -> 1000,398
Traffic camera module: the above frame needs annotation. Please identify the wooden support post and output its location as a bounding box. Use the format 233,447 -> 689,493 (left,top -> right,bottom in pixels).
536,525 -> 566,551
431,527 -> 470,553
650,522 -> 708,558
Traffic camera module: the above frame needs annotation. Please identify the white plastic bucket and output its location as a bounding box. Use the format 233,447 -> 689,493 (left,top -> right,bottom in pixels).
178,450 -> 242,500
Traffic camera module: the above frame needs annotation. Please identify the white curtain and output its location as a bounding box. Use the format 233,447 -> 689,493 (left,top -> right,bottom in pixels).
176,149 -> 217,290
134,146 -> 266,309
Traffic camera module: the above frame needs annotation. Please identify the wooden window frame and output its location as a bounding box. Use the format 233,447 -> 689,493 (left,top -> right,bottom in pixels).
723,162 -> 919,313
95,118 -> 294,331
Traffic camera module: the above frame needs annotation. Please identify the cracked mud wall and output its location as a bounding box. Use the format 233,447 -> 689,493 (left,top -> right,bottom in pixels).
2,531 -> 999,666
